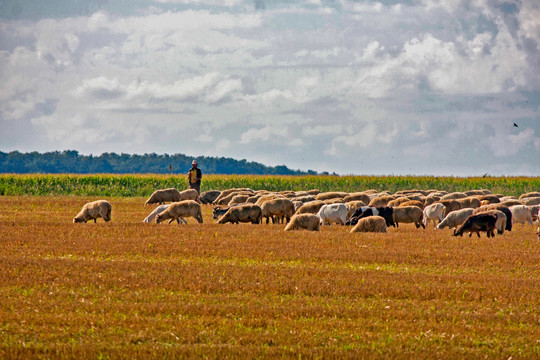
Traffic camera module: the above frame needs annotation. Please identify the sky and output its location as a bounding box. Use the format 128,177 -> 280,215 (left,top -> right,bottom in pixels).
0,0 -> 539,176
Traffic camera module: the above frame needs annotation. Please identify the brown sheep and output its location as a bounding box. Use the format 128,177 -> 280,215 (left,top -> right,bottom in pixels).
455,197 -> 481,209
228,194 -> 252,206
261,198 -> 295,224
155,200 -> 203,224
324,198 -> 345,205
518,192 -> 540,200
212,188 -> 253,205
199,190 -> 221,204
398,200 -> 425,210
499,200 -> 524,207
387,197 -> 413,207
284,214 -> 320,231
295,200 -> 325,215
145,188 -> 181,205
474,195 -> 500,204
350,216 -> 387,233
315,191 -> 349,201
343,192 -> 371,204
440,192 -> 468,200
218,204 -> 262,224
215,191 -> 252,205
73,200 -> 112,223
436,199 -> 461,217
392,206 -> 424,228
255,194 -> 284,206
368,195 -> 396,207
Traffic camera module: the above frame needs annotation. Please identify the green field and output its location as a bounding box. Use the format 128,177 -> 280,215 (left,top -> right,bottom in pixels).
1,174 -> 539,197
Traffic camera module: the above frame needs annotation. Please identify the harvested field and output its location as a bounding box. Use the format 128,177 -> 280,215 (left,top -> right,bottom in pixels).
0,196 -> 539,358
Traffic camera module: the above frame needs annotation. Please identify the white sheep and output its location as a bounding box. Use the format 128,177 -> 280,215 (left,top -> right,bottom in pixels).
422,203 -> 445,228
142,205 -> 187,224
316,203 -> 348,225
73,200 -> 112,223
155,200 -> 203,224
509,205 -> 533,225
436,208 -> 474,230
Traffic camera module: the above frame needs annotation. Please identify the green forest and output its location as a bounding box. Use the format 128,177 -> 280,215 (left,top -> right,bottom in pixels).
0,151 -> 320,175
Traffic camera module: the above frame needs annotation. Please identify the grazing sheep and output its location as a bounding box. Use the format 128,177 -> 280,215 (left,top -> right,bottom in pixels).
387,197 -> 414,207
350,216 -> 387,233
422,203 -> 445,228
530,205 -> 540,222
215,191 -> 252,206
473,205 -> 513,232
284,214 -> 321,231
440,192 -> 468,200
255,194 -> 285,206
424,197 -> 440,206
316,203 -> 348,225
453,213 -> 497,238
143,204 -> 186,224
155,200 -> 203,224
199,190 -> 221,204
306,189 -> 322,196
436,200 -> 461,217
509,205 -> 533,225
436,208 -> 474,230
522,197 -> 540,206
315,191 -> 349,201
343,192 -> 371,204
474,195 -> 500,204
324,198 -> 345,205
464,190 -> 487,196
455,197 -> 482,209
73,200 -> 112,223
213,188 -> 253,205
398,200 -> 425,209
213,206 -> 231,220
368,195 -> 396,207
473,209 -> 506,235
499,200 -> 524,207
295,200 -> 325,215
261,198 -> 295,224
218,204 -> 262,224
392,206 -> 425,229
292,195 -> 316,203
228,194 -> 252,206
292,201 -> 304,213
518,192 -> 540,200
145,188 -> 181,205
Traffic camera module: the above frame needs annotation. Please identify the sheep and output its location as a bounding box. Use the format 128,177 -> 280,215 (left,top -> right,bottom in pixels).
530,205 -> 540,222
295,200 -> 325,215
215,191 -> 252,206
347,206 -> 395,228
509,205 -> 533,225
291,195 -> 316,203
199,190 -> 221,204
473,205 -> 512,232
464,190 -> 488,196
306,189 -> 322,196
387,197 -> 414,207
518,192 -> 540,200
228,194 -> 252,206
261,198 -> 295,224
440,192 -> 468,200
392,206 -> 425,229
436,199 -> 461,217
315,191 -> 349,201
455,197 -> 481,209
284,214 -> 321,231
436,208 -> 475,230
398,200 -> 425,209
255,194 -> 285,206
350,216 -> 387,233
142,204 -> 187,224
217,204 -> 262,225
474,195 -> 500,204
145,188 -> 181,205
343,192 -> 371,204
212,188 -> 253,205
213,206 -> 230,220
499,200 -> 524,207
324,198 -> 345,205
522,197 -> 540,206
73,200 -> 112,223
473,209 -> 507,235
316,203 -> 348,225
453,213 -> 498,238
368,195 -> 396,207
422,203 -> 445,228
155,200 -> 203,224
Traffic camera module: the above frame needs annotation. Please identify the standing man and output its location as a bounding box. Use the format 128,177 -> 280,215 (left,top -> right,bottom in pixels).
187,160 -> 202,194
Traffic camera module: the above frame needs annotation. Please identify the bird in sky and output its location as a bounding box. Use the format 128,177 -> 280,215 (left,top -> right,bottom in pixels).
514,123 -> 518,127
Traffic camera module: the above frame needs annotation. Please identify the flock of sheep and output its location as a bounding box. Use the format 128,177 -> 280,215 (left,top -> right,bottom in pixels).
73,187 -> 540,238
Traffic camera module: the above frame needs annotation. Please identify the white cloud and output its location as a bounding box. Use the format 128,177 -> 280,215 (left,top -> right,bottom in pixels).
240,126 -> 288,144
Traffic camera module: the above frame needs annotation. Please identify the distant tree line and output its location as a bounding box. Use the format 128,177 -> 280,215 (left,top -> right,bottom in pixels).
0,151 -> 321,175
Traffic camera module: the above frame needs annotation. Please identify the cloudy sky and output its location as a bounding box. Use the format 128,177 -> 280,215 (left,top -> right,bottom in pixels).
1,0 -> 539,175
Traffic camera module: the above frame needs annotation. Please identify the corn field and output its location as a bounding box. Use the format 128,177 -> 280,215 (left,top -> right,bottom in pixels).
0,174 -> 539,197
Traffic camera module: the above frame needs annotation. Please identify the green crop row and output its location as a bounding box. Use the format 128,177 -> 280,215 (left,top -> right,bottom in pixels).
0,174 -> 538,197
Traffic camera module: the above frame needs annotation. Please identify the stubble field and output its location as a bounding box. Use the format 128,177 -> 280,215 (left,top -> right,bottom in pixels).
0,195 -> 539,359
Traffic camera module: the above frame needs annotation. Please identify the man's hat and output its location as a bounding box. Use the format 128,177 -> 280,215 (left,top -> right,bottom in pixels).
192,160 -> 198,165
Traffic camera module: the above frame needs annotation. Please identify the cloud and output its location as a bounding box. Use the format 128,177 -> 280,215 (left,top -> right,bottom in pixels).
240,126 -> 288,144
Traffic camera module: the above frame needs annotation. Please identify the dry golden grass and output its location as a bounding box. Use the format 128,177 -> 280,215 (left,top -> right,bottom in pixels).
0,196 -> 539,359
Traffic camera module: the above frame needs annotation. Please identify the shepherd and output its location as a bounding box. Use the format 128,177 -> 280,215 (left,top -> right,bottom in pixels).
187,160 -> 202,194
